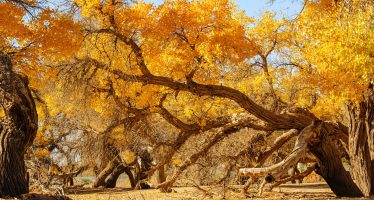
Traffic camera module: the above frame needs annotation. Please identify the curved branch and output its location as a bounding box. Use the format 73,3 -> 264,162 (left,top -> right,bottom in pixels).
157,104 -> 199,131
82,25 -> 313,130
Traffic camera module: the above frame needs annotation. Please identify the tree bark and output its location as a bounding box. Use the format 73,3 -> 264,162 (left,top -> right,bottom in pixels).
255,129 -> 298,167
308,130 -> 363,197
0,53 -> 38,197
240,120 -> 364,197
347,83 -> 374,196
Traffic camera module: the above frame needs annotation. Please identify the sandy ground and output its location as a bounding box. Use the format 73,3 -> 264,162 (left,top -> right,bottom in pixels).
65,183 -> 370,200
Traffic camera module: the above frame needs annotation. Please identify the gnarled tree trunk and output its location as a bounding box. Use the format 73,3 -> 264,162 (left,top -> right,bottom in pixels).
0,53 -> 38,197
308,84 -> 374,197
239,119 -> 365,197
347,83 -> 374,196
308,131 -> 363,197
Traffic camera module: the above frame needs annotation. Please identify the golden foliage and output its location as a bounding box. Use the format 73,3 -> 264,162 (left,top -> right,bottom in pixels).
34,149 -> 50,158
3,0 -> 371,129
121,150 -> 137,164
0,2 -> 82,89
285,0 -> 374,118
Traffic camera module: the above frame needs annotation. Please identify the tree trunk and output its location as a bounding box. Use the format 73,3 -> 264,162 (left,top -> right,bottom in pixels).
124,166 -> 136,189
308,130 -> 363,197
93,159 -> 119,188
69,177 -> 74,186
347,83 -> 374,196
104,165 -> 127,188
134,150 -> 152,190
158,165 -> 166,184
240,119 -> 364,197
0,53 -> 38,197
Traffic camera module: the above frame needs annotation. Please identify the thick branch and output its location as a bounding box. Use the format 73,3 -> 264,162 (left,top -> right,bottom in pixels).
79,28 -> 312,130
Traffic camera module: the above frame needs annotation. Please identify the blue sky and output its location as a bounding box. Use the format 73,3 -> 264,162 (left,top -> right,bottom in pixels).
143,0 -> 304,19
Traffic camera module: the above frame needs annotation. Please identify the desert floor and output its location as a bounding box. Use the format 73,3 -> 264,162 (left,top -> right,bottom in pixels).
65,182 -> 369,200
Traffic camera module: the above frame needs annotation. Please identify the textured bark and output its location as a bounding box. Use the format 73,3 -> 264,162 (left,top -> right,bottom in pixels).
95,143 -> 115,176
240,120 -> 364,197
93,139 -> 123,188
0,53 -> 38,197
347,83 -> 374,196
308,130 -> 363,197
240,124 -> 316,194
93,109 -> 145,187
